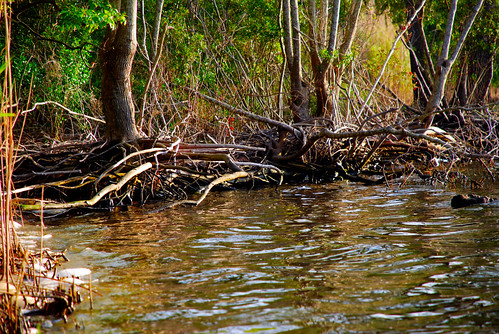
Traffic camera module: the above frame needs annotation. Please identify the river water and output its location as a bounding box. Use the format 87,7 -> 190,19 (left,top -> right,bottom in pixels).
21,179 -> 498,333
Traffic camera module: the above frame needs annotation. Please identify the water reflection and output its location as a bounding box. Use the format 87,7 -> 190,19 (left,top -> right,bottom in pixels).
20,180 -> 499,333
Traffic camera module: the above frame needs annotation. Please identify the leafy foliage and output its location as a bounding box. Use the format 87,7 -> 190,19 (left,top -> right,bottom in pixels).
11,0 -> 124,137
375,0 -> 498,104
8,0 -> 498,139
59,0 -> 124,33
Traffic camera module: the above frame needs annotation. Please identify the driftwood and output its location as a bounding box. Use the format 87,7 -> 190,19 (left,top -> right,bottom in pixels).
19,162 -> 153,211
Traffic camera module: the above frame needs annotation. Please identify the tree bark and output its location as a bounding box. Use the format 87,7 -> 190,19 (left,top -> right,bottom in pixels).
100,0 -> 140,142
283,0 -> 310,123
405,0 -> 433,109
424,0 -> 484,127
313,0 -> 341,120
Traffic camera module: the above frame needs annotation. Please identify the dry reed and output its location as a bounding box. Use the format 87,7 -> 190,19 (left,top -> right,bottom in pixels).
1,0 -> 21,331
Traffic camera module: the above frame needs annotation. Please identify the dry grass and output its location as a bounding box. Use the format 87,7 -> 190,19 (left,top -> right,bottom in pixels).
360,10 -> 414,105
489,87 -> 499,102
1,1 -> 21,331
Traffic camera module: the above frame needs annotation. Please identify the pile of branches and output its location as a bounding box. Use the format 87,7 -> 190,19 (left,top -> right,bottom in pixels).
12,138 -> 282,214
11,98 -> 499,214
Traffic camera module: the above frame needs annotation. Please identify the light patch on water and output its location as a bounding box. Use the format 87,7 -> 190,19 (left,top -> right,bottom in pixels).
449,261 -> 464,266
246,246 -> 305,255
389,231 -> 420,236
293,218 -> 312,223
407,311 -> 443,317
371,313 -> 404,320
430,273 -> 449,280
141,308 -> 227,321
212,323 -> 299,334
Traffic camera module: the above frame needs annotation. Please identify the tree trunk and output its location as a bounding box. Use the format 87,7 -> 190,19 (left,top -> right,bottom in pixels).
100,0 -> 140,142
424,0 -> 484,127
312,0 -> 340,120
283,0 -> 310,123
405,0 -> 433,110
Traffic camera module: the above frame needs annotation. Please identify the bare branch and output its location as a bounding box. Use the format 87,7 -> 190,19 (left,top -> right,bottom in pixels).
449,0 -> 484,64
185,88 -> 302,138
22,101 -> 105,124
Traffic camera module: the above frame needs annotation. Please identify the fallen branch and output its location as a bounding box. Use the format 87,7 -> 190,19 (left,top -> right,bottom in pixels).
272,125 -> 451,163
10,175 -> 96,195
189,171 -> 249,205
19,162 -> 153,211
95,146 -> 177,185
174,152 -> 243,172
150,171 -> 249,211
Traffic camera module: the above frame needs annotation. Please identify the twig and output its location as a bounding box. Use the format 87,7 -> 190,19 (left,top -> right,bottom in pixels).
191,171 -> 249,205
22,101 -> 105,124
95,142 -> 179,185
148,171 -> 249,212
234,161 -> 283,173
10,175 -> 95,196
139,23 -> 174,129
184,87 -> 302,138
174,152 -> 243,172
179,142 -> 266,152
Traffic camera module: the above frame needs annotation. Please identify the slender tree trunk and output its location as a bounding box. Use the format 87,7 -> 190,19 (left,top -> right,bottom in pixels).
332,0 -> 362,123
100,0 -> 140,142
312,0 -> 341,120
457,60 -> 469,105
283,0 -> 310,123
151,0 -> 165,62
405,0 -> 433,109
424,0 -> 484,127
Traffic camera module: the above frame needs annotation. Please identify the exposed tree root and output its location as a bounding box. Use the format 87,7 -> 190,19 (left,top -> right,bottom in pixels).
10,100 -> 498,214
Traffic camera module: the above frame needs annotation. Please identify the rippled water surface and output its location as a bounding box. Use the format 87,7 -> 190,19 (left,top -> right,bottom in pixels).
22,181 -> 499,333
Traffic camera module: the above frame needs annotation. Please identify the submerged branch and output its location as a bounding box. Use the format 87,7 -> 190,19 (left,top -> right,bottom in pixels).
184,171 -> 249,206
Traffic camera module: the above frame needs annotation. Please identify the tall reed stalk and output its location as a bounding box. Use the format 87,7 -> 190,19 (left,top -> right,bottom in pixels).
1,0 -> 20,331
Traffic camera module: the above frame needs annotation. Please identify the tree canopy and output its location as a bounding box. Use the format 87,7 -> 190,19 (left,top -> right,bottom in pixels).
7,0 -> 499,140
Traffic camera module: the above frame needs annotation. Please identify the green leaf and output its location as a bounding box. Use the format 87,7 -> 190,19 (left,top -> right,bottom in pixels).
0,113 -> 16,117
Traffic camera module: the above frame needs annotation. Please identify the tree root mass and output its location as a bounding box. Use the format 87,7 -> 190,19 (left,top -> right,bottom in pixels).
12,117 -> 498,215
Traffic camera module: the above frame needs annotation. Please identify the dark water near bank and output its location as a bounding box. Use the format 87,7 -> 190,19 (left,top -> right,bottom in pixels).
22,180 -> 499,333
